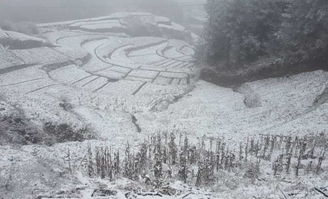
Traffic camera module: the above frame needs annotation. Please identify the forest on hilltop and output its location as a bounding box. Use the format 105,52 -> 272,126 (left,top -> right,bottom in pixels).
199,0 -> 328,85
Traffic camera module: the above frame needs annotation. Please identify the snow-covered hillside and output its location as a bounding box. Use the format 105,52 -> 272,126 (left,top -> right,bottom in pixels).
0,12 -> 327,199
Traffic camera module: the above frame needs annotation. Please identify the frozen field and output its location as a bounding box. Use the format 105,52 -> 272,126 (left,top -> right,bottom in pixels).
0,12 -> 328,199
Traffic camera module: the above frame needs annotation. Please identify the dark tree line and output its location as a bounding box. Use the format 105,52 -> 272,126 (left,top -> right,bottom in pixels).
199,0 -> 328,85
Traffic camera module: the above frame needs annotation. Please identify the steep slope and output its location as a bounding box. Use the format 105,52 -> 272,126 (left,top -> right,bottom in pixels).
0,12 -> 327,199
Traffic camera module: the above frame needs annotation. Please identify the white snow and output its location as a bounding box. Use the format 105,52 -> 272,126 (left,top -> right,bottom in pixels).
0,11 -> 327,199
137,71 -> 328,146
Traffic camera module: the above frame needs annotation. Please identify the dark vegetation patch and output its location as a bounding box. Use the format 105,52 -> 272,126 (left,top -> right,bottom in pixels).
0,115 -> 95,146
0,115 -> 42,145
198,0 -> 328,85
42,122 -> 95,145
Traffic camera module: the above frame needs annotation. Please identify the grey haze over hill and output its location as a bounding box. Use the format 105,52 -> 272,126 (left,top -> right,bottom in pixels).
0,0 -> 120,22
0,0 -> 206,24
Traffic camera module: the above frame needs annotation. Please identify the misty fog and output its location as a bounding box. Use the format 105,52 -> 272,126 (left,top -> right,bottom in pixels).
0,0 -> 206,24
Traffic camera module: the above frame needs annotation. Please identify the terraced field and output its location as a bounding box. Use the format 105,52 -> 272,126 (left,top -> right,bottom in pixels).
0,12 -> 197,144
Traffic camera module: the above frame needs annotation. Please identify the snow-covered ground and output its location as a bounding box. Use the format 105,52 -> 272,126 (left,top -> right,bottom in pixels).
138,71 -> 328,145
0,11 -> 196,164
0,12 -> 327,199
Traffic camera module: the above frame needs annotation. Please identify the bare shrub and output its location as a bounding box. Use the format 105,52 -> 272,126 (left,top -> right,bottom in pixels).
79,132 -> 327,193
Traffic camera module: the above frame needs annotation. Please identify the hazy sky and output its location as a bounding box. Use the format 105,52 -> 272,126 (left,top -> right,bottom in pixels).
0,0 -> 114,22
0,0 -> 205,23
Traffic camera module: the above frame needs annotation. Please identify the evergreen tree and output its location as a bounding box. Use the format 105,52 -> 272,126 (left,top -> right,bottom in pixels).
200,0 -> 328,84
204,0 -> 286,68
280,0 -> 328,67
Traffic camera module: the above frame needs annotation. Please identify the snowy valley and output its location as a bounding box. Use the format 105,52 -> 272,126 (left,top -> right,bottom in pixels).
0,11 -> 328,199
